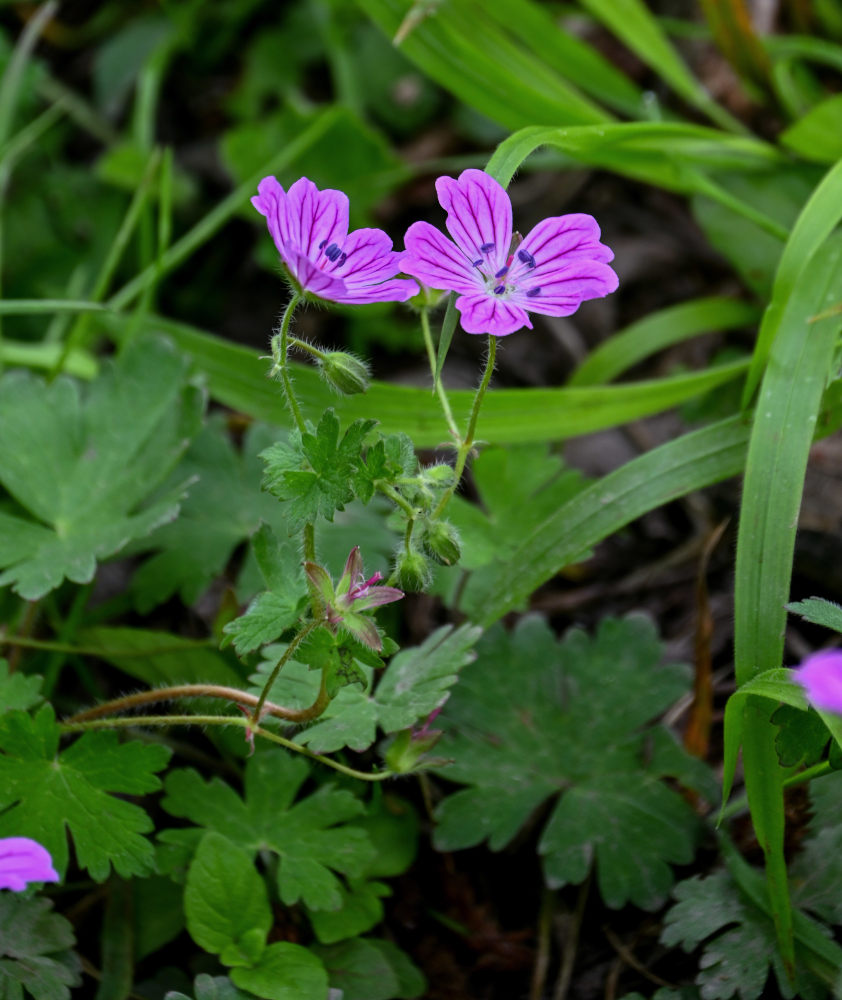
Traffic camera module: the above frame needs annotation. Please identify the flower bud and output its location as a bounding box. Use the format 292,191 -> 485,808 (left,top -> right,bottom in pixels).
384,728 -> 444,773
421,520 -> 461,566
423,464 -> 456,487
394,548 -> 432,592
317,351 -> 371,395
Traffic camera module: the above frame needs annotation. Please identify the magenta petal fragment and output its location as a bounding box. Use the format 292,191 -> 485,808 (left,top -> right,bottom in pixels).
284,177 -> 349,260
352,586 -> 405,612
403,221 -> 482,295
509,260 -> 619,317
436,169 -> 512,273
794,650 -> 842,713
455,292 -> 532,336
0,837 -> 60,891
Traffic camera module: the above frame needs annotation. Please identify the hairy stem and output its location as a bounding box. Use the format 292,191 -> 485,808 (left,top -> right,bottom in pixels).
434,333 -> 497,518
65,681 -> 321,726
270,293 -> 306,433
60,714 -> 394,782
420,306 -> 460,441
251,619 -> 323,726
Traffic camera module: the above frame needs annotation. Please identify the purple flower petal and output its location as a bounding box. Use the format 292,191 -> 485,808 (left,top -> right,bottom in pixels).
508,260 -> 619,317
0,837 -> 59,891
252,176 -> 417,305
794,650 -> 842,713
351,585 -> 405,612
403,221 -> 482,295
455,292 -> 532,337
436,169 -> 512,274
509,214 -> 615,284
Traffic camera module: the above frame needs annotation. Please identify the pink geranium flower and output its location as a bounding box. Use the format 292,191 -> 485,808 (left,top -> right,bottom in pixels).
252,176 -> 418,305
0,837 -> 59,891
794,649 -> 842,713
402,168 -> 618,336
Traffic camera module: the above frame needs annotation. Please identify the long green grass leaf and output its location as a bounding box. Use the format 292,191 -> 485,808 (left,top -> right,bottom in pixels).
467,415 -> 751,625
136,315 -> 749,446
569,296 -> 759,386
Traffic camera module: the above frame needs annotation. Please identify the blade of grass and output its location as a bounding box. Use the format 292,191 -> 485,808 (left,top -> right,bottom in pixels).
569,296 -> 759,386
733,234 -> 842,980
577,0 -> 747,132
742,157 -> 842,406
129,312 -> 749,445
469,414 -> 751,624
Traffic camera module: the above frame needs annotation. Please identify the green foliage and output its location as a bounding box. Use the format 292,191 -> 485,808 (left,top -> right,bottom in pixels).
0,894 -> 81,1000
662,871 -> 826,999
0,705 -> 170,880
256,623 -> 480,755
165,976 -> 253,1000
791,772 -> 842,925
261,410 -> 376,531
130,419 -> 300,611
0,335 -> 203,599
433,616 -> 702,909
787,597 -> 842,635
0,660 -> 42,714
313,938 -> 425,1000
221,525 -> 308,655
161,749 -> 374,910
183,832 -> 329,1000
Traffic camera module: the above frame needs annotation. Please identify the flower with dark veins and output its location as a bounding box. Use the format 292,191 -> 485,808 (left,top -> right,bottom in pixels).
402,168 -> 618,336
252,176 -> 419,304
794,649 -> 842,713
0,837 -> 60,891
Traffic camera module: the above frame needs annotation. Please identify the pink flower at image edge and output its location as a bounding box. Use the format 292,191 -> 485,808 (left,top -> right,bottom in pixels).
0,837 -> 59,891
402,168 -> 618,337
794,649 -> 842,714
252,176 -> 419,305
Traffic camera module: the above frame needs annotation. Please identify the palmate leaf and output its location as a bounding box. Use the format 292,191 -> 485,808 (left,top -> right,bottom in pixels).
160,749 -> 375,911
251,624 -> 481,755
261,409 -> 376,532
0,894 -> 81,1000
0,660 -> 42,713
433,616 -> 702,910
0,335 -> 203,599
662,871 -> 826,1000
0,705 -> 171,880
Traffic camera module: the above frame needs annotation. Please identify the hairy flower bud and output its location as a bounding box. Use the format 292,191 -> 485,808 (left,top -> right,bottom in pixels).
394,548 -> 431,592
317,351 -> 371,395
421,519 -> 461,566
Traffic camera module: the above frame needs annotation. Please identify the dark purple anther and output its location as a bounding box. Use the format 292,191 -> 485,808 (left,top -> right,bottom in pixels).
526,286 -> 541,297
319,239 -> 327,249
338,252 -> 347,266
324,243 -> 342,262
493,284 -> 506,295
472,259 -> 483,268
517,249 -> 536,269
480,242 -> 495,254
494,266 -> 509,278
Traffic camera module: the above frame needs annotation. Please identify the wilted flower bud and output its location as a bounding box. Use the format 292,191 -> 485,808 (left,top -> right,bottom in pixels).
421,519 -> 461,566
394,547 -> 431,592
317,351 -> 371,395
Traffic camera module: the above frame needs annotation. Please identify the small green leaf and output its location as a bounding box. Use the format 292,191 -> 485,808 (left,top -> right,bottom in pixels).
230,941 -> 328,1000
165,974 -> 253,1000
261,410 -> 376,530
787,597 -> 842,635
313,938 -> 424,1000
0,659 -> 42,713
434,616 -> 699,910
0,894 -> 81,1000
307,878 -> 388,944
184,832 -> 271,960
0,705 -> 170,880
780,94 -> 842,163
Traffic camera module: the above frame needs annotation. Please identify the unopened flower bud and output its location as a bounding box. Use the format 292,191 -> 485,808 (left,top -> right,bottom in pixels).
384,728 -> 444,773
423,464 -> 456,487
421,520 -> 461,566
394,548 -> 431,592
318,351 -> 371,395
